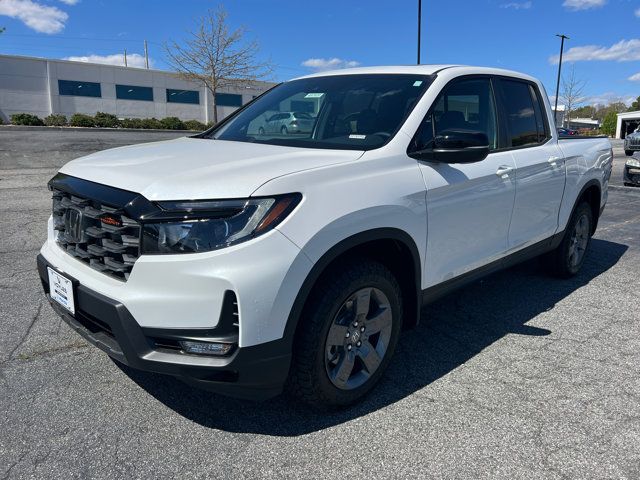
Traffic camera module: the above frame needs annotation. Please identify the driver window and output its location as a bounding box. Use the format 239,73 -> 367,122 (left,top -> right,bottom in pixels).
415,78 -> 497,151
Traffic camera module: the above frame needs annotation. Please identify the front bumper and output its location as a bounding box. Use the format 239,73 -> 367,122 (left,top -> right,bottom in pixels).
38,254 -> 291,400
624,164 -> 640,186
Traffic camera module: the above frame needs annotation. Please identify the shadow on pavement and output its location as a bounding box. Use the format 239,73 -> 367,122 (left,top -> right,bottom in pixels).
116,238 -> 628,436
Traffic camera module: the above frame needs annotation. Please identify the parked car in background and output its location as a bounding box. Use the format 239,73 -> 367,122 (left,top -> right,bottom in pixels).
557,127 -> 578,136
256,111 -> 315,135
622,142 -> 640,187
624,127 -> 640,157
38,65 -> 612,408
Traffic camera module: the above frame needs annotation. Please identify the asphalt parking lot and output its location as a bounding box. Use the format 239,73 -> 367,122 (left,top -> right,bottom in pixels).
1,128 -> 639,479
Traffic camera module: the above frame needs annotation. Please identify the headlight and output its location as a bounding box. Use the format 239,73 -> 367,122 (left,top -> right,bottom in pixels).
627,158 -> 640,167
141,194 -> 301,254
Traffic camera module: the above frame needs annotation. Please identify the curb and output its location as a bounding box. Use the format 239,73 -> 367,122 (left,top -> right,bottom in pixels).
608,185 -> 640,193
0,125 -> 203,133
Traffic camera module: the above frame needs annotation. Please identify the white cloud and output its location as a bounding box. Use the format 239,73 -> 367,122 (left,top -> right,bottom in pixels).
0,0 -> 68,33
500,2 -> 532,9
629,73 -> 640,82
562,0 -> 606,11
580,92 -> 636,106
63,53 -> 152,69
59,0 -> 79,5
549,39 -> 640,63
635,7 -> 640,18
301,58 -> 360,71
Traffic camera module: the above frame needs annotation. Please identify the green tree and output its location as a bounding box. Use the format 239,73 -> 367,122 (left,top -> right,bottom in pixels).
572,105 -> 595,118
628,96 -> 640,112
601,111 -> 617,137
593,102 -> 627,121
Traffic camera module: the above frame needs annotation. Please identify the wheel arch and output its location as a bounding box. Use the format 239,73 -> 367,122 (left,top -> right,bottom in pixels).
282,228 -> 422,352
573,179 -> 602,234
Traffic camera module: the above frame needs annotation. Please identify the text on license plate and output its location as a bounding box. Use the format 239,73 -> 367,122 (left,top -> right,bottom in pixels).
47,267 -> 75,315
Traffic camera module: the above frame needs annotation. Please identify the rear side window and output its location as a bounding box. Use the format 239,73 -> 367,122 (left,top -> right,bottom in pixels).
498,79 -> 540,148
529,85 -> 550,143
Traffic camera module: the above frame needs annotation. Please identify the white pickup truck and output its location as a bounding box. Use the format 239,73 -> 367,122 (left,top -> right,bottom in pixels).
38,66 -> 612,408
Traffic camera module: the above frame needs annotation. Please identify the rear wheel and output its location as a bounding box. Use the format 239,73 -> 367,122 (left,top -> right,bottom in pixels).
289,260 -> 402,409
549,202 -> 593,277
625,150 -> 634,156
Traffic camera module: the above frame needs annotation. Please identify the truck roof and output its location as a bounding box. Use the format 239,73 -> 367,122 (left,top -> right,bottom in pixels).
294,65 -> 539,83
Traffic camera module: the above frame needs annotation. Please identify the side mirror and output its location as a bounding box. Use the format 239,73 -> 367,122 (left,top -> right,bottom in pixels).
409,130 -> 490,164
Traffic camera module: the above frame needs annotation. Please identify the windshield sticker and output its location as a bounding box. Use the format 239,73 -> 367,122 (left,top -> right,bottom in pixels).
304,93 -> 325,98
413,80 -> 423,87
349,134 -> 366,139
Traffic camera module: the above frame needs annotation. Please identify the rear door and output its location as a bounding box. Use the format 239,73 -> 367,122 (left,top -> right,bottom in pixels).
413,77 -> 517,287
495,78 -> 566,249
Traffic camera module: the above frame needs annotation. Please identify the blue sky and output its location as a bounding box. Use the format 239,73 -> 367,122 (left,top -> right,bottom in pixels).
1,0 -> 639,106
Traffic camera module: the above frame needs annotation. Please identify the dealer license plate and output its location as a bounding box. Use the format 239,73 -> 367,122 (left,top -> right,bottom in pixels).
47,267 -> 75,315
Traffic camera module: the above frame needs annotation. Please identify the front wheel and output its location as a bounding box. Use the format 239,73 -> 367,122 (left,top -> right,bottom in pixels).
288,260 -> 402,409
549,202 -> 593,278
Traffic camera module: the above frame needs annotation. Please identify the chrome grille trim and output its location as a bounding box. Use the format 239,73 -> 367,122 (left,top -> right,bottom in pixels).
52,188 -> 141,281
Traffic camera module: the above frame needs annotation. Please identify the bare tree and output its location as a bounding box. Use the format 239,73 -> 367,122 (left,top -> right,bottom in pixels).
561,65 -> 587,129
165,6 -> 272,124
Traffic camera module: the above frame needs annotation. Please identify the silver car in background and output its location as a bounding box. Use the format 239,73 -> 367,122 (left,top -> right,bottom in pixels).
256,112 -> 315,135
624,127 -> 640,156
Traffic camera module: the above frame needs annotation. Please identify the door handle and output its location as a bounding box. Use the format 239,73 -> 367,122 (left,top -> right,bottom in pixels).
496,165 -> 514,177
548,156 -> 563,167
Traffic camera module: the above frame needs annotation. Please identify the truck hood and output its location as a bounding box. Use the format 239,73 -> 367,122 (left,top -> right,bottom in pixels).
59,137 -> 364,200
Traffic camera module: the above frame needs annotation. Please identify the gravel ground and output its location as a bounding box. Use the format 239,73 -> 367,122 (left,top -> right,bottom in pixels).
1,128 -> 639,479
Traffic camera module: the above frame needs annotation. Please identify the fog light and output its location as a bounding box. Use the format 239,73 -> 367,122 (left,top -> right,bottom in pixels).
179,341 -> 234,356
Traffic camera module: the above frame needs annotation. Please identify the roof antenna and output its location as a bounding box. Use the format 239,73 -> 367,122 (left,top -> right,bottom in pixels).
417,0 -> 422,65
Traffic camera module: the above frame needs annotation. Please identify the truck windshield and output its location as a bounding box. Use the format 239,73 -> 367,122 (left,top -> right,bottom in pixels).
206,74 -> 435,150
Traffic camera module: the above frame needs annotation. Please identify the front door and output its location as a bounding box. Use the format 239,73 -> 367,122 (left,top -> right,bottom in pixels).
413,77 -> 517,287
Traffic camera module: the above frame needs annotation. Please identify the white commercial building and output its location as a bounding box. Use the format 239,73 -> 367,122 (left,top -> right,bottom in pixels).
568,117 -> 600,130
616,111 -> 640,139
0,54 -> 275,124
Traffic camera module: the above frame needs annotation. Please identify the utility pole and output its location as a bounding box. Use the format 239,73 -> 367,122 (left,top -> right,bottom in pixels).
554,34 -> 569,127
124,48 -> 128,67
144,40 -> 149,69
417,0 -> 422,64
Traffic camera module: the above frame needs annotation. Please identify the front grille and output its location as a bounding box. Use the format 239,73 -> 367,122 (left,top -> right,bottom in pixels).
52,189 -> 141,281
629,136 -> 640,147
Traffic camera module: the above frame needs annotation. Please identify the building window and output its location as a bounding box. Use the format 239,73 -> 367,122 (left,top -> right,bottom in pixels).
116,84 -> 153,101
58,80 -> 101,98
215,93 -> 243,107
166,89 -> 200,104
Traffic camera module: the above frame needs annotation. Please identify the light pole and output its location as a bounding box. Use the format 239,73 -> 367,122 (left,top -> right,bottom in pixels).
417,0 -> 422,64
554,34 -> 569,127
